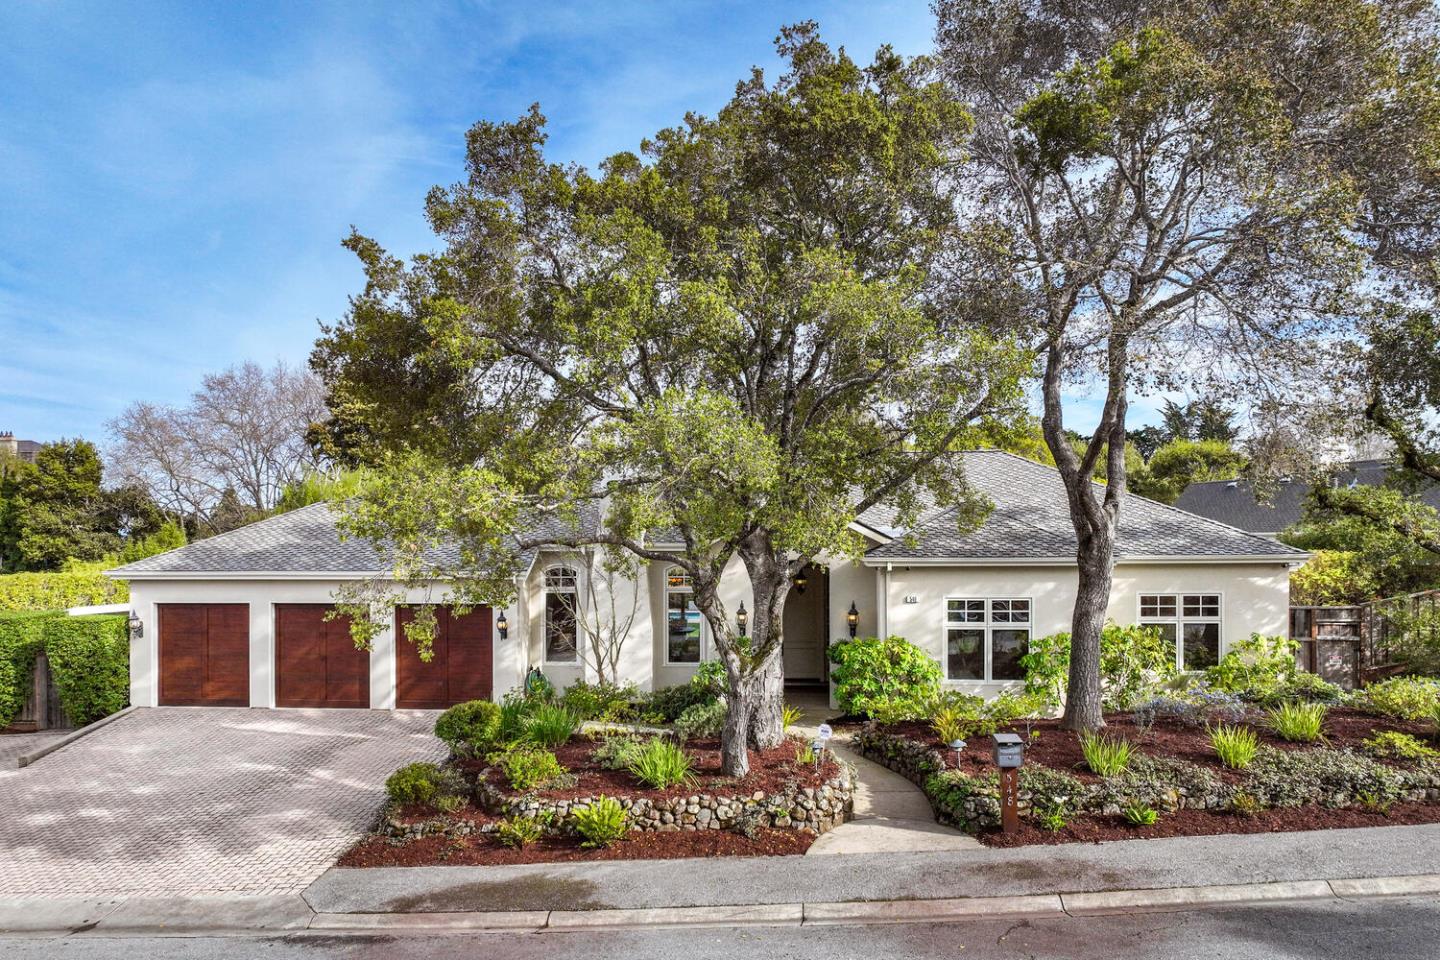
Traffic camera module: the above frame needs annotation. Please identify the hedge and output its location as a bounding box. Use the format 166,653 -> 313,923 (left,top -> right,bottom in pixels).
0,612 -> 128,728
0,572 -> 128,613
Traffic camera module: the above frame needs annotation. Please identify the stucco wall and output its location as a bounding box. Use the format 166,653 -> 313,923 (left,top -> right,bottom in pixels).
877,560 -> 1293,697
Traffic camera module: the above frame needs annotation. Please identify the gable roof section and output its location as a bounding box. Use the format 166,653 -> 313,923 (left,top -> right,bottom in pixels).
864,450 -> 1306,563
1174,460 -> 1440,534
108,502 -> 600,579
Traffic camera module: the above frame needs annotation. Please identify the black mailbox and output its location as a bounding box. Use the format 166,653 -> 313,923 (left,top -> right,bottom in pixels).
992,732 -> 1025,769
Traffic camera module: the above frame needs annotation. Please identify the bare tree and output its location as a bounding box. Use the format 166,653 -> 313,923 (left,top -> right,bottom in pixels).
568,549 -> 643,687
108,361 -> 326,533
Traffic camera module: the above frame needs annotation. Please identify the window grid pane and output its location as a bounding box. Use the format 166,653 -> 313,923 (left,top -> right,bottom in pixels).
947,628 -> 985,680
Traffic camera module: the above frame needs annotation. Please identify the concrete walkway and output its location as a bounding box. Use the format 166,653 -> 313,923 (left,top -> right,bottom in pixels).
787,691 -> 979,855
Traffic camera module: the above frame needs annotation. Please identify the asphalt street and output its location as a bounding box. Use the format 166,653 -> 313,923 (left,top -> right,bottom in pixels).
3,897 -> 1439,960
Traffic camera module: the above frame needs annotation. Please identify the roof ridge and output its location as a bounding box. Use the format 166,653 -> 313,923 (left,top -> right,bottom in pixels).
108,501 -> 339,574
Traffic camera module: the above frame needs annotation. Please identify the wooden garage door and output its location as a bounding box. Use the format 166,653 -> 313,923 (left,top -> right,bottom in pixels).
275,605 -> 370,709
158,604 -> 250,706
395,606 -> 493,709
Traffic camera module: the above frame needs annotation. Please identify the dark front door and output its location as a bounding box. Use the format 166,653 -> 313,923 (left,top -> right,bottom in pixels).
158,604 -> 249,706
395,606 -> 493,708
275,604 -> 370,708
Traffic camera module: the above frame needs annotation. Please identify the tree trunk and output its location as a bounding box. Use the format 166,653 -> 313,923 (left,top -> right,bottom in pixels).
1061,544 -> 1112,731
720,670 -> 755,777
747,653 -> 785,750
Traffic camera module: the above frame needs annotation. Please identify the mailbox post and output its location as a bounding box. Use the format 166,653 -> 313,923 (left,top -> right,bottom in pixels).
992,733 -> 1025,833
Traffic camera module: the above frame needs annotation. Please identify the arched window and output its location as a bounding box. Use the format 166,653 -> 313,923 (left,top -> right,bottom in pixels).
544,565 -> 578,663
665,566 -> 702,664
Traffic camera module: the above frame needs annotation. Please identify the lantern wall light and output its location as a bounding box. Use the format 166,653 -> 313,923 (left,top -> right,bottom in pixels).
846,601 -> 859,638
496,611 -> 509,641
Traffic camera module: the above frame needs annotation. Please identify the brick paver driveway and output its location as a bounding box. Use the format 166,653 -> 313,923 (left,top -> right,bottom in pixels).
0,707 -> 444,899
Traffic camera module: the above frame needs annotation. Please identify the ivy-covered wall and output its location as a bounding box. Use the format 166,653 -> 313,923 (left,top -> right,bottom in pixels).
0,572 -> 128,612
0,612 -> 129,728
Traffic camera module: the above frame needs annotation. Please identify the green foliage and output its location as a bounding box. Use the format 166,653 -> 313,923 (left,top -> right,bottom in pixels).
116,520 -> 186,565
1243,747 -> 1406,809
496,746 -> 566,792
385,762 -> 448,806
794,742 -> 816,765
931,701 -> 974,745
1123,803 -> 1159,826
571,795 -> 628,848
1352,676 -> 1440,722
1267,672 -> 1346,707
691,660 -> 727,698
674,700 -> 727,741
0,572 -> 128,612
497,692 -> 535,743
1378,602 -> 1440,677
559,681 -> 639,723
1290,486 -> 1440,602
1080,733 -> 1136,777
927,690 -> 1044,743
274,469 -> 371,514
828,635 -> 942,723
625,737 -> 697,789
1230,791 -> 1262,817
1266,702 -> 1327,743
1287,550 -> 1385,606
496,813 -> 548,848
523,703 -> 581,748
1209,723 -> 1260,770
1130,439 -> 1246,505
434,700 -> 503,757
0,611 -> 50,727
1021,624 -> 1177,711
1362,730 -> 1439,763
42,614 -> 129,726
645,681 -> 718,724
781,703 -> 803,729
591,735 -> 645,771
1205,634 -> 1298,700
1037,807 -> 1069,832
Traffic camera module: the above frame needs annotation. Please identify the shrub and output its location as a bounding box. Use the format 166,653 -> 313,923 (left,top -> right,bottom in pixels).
1205,634 -> 1298,701
0,611 -> 52,728
1210,723 -> 1260,769
1265,672 -> 1345,707
626,738 -> 697,789
674,700 -> 727,740
1362,730 -> 1440,763
781,703 -> 803,729
1230,791 -> 1262,817
1021,624 -> 1176,711
497,692 -> 534,742
646,681 -> 717,724
1266,702 -> 1327,743
591,735 -> 645,770
1243,747 -> 1405,808
434,700 -> 503,756
0,572 -> 127,612
1289,550 -> 1378,606
571,795 -> 628,848
828,635 -> 942,723
560,681 -> 638,722
795,742 -> 816,765
1352,676 -> 1440,723
692,659 -> 727,698
1374,601 -> 1440,676
1123,803 -> 1159,826
496,746 -> 565,791
496,813 -> 548,848
386,762 -> 448,806
1080,733 -> 1135,777
41,614 -> 129,726
524,703 -> 581,748
931,702 -> 971,745
1134,686 -> 1247,729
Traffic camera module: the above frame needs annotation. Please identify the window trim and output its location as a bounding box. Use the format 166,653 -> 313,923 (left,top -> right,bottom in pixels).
942,596 -> 1033,683
663,566 -> 706,666
1136,591 -> 1225,671
542,564 -> 580,665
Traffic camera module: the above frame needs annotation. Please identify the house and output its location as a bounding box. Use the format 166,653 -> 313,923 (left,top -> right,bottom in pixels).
107,450 -> 1306,710
0,432 -> 41,464
1174,460 -> 1440,538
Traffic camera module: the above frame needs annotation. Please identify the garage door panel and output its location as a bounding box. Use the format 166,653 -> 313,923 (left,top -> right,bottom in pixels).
447,607 -> 493,704
159,604 -> 249,707
275,604 -> 369,709
323,619 -> 370,707
396,606 -> 491,709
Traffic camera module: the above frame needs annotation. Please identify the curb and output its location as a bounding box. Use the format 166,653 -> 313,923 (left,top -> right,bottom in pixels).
16,706 -> 138,768
10,875 -> 1440,939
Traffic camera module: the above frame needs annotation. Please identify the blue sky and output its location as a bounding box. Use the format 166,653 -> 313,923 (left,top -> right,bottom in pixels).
2,0 -> 1146,445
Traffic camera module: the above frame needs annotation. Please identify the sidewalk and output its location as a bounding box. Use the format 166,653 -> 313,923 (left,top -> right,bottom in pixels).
5,823 -> 1439,937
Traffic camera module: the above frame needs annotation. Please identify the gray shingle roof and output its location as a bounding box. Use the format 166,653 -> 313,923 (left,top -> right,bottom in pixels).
108,502 -> 599,577
865,451 -> 1306,561
1174,460 -> 1440,534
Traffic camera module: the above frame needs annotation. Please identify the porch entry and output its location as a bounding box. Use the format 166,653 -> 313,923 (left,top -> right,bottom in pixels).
782,563 -> 828,683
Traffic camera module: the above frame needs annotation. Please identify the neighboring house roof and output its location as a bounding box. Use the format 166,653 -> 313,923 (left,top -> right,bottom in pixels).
1174,459 -> 1440,535
108,502 -> 600,579
864,450 -> 1306,563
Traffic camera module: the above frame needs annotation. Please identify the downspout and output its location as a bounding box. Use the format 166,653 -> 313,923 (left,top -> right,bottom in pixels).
877,562 -> 892,638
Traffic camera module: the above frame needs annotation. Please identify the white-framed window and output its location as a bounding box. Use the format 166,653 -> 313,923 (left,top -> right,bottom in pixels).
1138,593 -> 1222,671
944,598 -> 1031,682
664,566 -> 704,664
543,565 -> 579,663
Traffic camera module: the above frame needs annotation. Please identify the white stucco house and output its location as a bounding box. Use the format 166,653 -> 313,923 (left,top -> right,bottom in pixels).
107,451 -> 1307,711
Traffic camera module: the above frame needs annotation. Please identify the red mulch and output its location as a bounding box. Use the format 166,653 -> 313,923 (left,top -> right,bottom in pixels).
462,734 -> 841,802
880,709 -> 1435,784
339,826 -> 814,867
981,800 -> 1440,847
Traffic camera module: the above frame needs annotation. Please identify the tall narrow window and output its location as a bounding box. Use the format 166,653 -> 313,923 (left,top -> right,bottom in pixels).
544,566 -> 578,663
944,598 -> 1031,681
1139,593 -> 1222,670
665,566 -> 703,664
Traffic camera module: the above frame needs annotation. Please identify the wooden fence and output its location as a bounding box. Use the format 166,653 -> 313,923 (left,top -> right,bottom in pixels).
1291,588 -> 1440,689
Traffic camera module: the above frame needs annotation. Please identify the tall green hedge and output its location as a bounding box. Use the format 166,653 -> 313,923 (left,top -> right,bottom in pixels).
0,611 -> 128,728
0,572 -> 128,612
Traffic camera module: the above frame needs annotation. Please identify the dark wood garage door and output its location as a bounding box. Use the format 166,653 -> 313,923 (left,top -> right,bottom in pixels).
395,606 -> 493,709
275,605 -> 370,709
158,604 -> 250,706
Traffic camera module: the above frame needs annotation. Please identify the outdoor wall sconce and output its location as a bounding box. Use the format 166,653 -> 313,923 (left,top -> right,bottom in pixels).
496,611 -> 509,641
846,601 -> 859,637
793,569 -> 808,593
736,602 -> 748,637
127,611 -> 143,641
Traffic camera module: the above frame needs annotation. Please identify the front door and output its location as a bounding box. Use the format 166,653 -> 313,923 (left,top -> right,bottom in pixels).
782,564 -> 827,681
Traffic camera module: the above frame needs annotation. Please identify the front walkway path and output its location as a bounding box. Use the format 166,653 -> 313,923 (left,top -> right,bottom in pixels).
787,690 -> 980,855
0,707 -> 444,900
